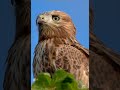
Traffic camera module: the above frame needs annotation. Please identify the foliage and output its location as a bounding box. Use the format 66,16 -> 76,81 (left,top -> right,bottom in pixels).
31,69 -> 88,90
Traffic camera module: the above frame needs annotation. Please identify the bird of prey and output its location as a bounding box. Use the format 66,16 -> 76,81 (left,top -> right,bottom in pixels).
3,0 -> 30,90
33,10 -> 89,87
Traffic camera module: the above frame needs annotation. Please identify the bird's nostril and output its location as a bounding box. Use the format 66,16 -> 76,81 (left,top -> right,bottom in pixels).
39,14 -> 45,20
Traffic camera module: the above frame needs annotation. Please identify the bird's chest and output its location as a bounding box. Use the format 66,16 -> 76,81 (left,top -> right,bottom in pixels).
36,40 -> 57,63
34,39 -> 58,74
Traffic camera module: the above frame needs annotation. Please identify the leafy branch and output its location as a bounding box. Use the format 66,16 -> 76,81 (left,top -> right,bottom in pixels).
32,69 -> 88,90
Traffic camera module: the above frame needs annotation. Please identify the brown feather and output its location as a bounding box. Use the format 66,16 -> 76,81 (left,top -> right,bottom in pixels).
33,10 -> 89,87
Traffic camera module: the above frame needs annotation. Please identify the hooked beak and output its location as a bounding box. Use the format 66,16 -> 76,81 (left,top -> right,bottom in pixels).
36,16 -> 45,31
36,15 -> 46,26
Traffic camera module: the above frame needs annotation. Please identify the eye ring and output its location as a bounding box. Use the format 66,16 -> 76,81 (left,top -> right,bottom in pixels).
52,15 -> 60,21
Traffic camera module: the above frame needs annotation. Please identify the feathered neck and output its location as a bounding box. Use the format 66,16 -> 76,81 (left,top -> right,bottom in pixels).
39,36 -> 77,46
38,22 -> 76,43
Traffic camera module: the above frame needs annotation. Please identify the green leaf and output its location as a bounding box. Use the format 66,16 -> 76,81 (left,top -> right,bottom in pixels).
52,69 -> 79,90
31,69 -> 88,90
52,69 -> 68,82
32,73 -> 51,90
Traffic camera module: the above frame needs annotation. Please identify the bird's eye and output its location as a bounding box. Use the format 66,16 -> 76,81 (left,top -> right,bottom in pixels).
52,15 -> 60,21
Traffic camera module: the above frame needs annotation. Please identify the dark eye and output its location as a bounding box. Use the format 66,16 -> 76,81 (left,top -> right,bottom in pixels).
52,15 -> 60,21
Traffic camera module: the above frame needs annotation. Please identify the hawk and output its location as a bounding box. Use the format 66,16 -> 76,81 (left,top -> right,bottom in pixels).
33,10 -> 89,87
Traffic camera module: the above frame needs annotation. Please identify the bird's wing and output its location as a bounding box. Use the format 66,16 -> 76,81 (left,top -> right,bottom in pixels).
71,40 -> 89,57
55,43 -> 89,86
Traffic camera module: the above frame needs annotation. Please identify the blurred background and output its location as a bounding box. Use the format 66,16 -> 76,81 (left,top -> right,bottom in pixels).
0,0 -> 15,90
93,0 -> 120,53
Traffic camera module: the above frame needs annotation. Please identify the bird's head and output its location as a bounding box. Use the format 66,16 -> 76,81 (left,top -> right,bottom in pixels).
36,10 -> 76,41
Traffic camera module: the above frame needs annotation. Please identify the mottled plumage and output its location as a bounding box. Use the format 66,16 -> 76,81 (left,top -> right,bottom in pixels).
33,10 -> 89,87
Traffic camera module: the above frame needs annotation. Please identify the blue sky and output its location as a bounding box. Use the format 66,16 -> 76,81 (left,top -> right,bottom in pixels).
31,0 -> 89,84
